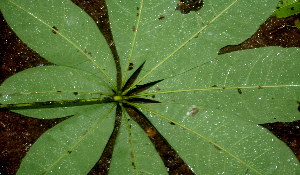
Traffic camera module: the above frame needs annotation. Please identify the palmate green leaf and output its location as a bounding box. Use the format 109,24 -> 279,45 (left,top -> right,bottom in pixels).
107,0 -> 279,87
0,0 -> 117,88
0,66 -> 112,119
109,109 -> 167,174
17,104 -> 116,174
134,102 -> 300,174
144,47 -> 300,124
1,0 -> 300,174
134,47 -> 300,174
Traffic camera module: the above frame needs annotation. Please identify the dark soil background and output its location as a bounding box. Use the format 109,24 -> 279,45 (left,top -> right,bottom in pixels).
0,0 -> 300,174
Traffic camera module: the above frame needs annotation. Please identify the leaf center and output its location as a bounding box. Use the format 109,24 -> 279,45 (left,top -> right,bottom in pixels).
113,95 -> 123,102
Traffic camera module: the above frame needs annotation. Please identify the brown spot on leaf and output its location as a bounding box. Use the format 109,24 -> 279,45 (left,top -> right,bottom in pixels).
237,88 -> 242,94
158,15 -> 165,20
132,26 -> 136,32
176,0 -> 204,14
74,92 -> 78,95
128,61 -> 134,71
51,26 -> 58,34
188,107 -> 199,117
132,162 -> 136,169
130,151 -> 134,158
155,87 -> 161,91
213,145 -> 222,151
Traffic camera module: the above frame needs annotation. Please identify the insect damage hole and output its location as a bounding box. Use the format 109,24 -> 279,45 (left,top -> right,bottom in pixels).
52,26 -> 58,34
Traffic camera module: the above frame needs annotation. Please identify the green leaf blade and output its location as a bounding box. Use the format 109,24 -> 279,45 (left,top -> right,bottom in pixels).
272,0 -> 300,18
107,0 -> 278,87
17,104 -> 115,175
138,103 -> 300,174
146,47 -> 300,123
0,0 -> 117,87
0,66 -> 112,119
109,112 -> 167,174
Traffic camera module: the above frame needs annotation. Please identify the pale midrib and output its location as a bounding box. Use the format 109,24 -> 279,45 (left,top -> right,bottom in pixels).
128,84 -> 300,98
1,90 -> 111,97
